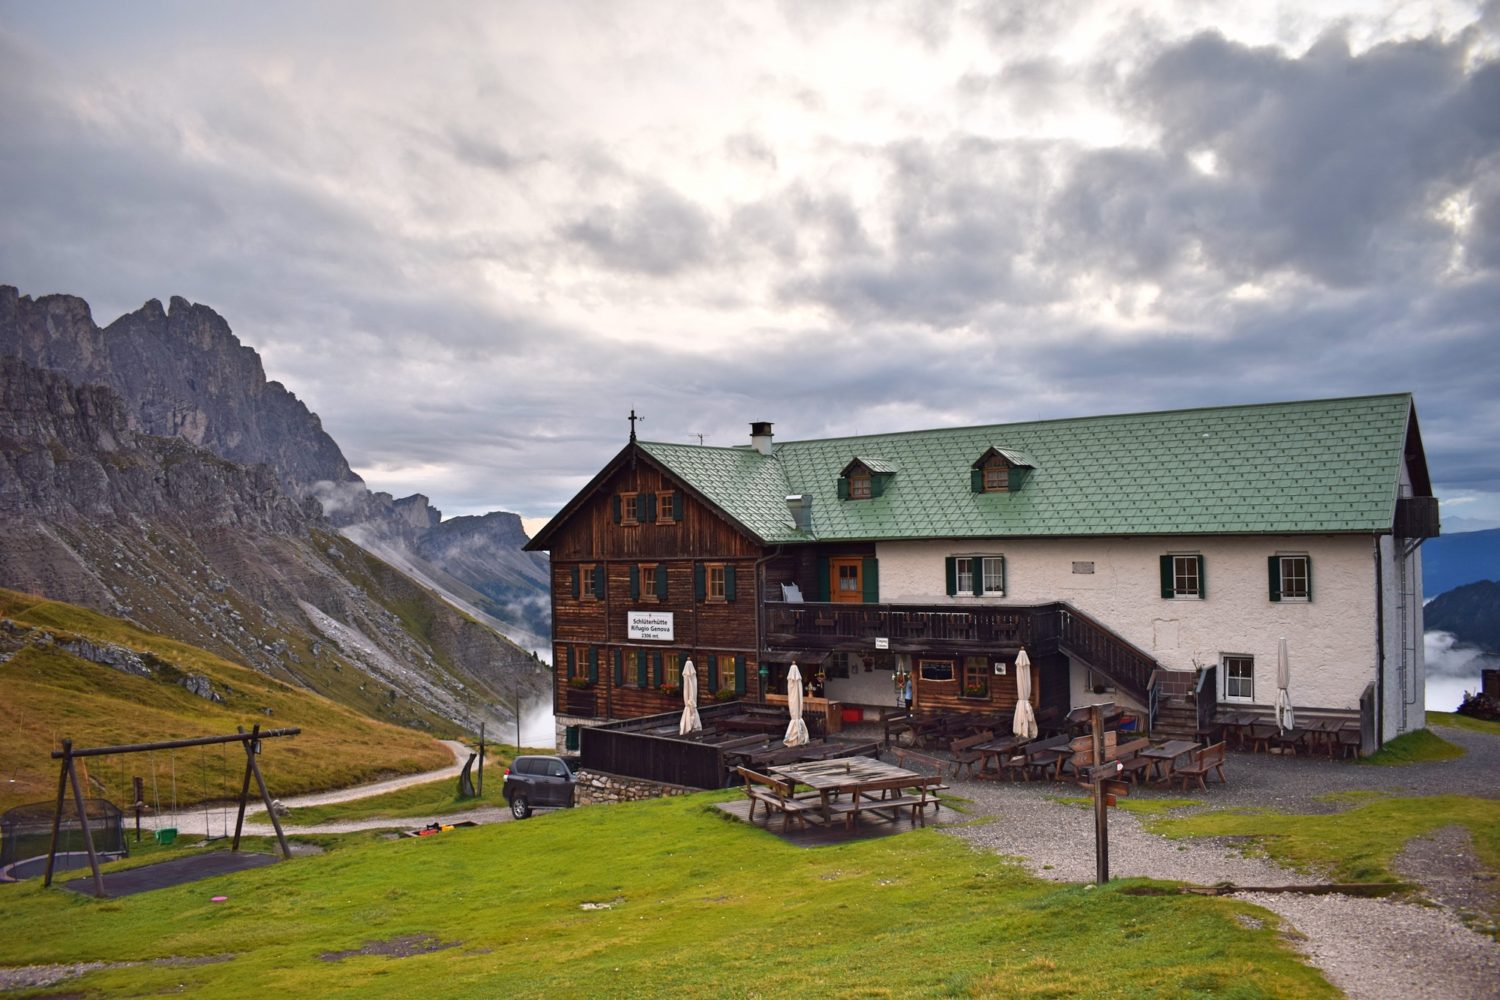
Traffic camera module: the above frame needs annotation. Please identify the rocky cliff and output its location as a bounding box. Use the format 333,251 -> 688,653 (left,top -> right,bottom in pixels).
0,284 -> 549,645
0,355 -> 548,736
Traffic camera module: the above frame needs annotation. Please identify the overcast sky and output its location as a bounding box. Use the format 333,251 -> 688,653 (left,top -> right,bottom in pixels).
3,1 -> 1499,533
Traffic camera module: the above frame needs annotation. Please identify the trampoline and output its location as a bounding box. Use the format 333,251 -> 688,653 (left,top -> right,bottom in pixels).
1,799 -> 128,883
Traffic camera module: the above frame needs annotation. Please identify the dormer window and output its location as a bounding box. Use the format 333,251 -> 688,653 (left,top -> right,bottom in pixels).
839,457 -> 895,501
970,447 -> 1035,494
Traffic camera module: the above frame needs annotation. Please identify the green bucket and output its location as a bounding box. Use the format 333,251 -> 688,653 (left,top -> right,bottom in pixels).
155,827 -> 178,845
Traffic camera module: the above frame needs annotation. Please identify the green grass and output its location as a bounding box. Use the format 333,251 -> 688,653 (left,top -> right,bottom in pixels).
0,792 -> 1335,998
1145,795 -> 1500,886
0,589 -> 452,813
280,764 -> 517,827
1428,711 -> 1500,736
1358,728 -> 1465,766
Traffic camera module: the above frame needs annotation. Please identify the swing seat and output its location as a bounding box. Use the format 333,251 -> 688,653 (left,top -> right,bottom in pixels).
155,827 -> 178,845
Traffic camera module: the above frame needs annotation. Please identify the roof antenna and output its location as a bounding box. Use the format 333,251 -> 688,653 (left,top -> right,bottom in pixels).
629,409 -> 642,442
691,433 -> 704,445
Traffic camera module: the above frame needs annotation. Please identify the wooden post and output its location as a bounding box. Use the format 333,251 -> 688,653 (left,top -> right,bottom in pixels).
478,721 -> 485,797
1091,705 -> 1109,885
231,726 -> 256,852
243,725 -> 293,860
43,740 -> 72,888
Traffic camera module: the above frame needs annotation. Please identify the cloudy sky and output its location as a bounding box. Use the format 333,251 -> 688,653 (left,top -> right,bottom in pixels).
3,1 -> 1499,531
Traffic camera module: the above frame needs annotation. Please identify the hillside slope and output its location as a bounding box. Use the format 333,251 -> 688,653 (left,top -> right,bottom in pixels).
1423,527 -> 1500,598
0,589 -> 454,814
1425,580 -> 1500,654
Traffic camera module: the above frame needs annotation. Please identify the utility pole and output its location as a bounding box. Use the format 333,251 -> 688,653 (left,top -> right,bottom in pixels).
477,721 -> 485,796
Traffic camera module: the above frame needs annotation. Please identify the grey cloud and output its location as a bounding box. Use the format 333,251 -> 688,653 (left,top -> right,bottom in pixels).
561,184 -> 714,276
724,132 -> 778,169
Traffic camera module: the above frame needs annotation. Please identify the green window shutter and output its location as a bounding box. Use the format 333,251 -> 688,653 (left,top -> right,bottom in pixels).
945,556 -> 958,596
1305,558 -> 1312,602
571,566 -> 580,599
629,565 -> 640,600
870,474 -> 886,498
693,564 -> 706,601
587,646 -> 599,684
656,565 -> 669,599
636,650 -> 648,688
724,565 -> 737,602
614,649 -> 624,686
708,654 -> 718,691
1010,468 -> 1028,491
1159,555 -> 1174,598
593,566 -> 606,599
652,651 -> 663,688
643,492 -> 656,523
566,646 -> 575,679
972,558 -> 984,596
998,555 -> 1006,596
816,558 -> 830,602
862,557 -> 879,603
970,469 -> 985,493
1268,555 -> 1281,602
837,478 -> 849,500
611,494 -> 622,524
1196,556 -> 1206,600
672,492 -> 683,520
735,656 -> 746,695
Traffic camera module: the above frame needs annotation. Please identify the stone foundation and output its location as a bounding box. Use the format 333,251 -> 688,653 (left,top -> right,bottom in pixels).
572,769 -> 694,807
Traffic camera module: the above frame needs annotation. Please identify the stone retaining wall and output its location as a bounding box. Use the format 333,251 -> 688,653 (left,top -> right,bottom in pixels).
572,769 -> 693,807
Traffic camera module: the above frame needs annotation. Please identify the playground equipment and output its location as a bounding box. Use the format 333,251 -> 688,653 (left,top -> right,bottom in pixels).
44,724 -> 301,898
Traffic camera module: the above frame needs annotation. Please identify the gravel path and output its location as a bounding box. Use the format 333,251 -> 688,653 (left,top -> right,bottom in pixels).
938,719 -> 1500,999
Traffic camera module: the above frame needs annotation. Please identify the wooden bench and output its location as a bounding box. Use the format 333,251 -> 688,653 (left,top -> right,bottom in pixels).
735,766 -> 816,831
948,730 -> 994,779
1172,742 -> 1227,791
826,775 -> 936,831
891,749 -> 950,809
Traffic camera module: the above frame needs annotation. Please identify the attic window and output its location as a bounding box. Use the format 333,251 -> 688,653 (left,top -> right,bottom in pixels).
839,457 -> 895,501
970,447 -> 1035,494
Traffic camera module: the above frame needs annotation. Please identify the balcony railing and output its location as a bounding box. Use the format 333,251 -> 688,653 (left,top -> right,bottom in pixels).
765,599 -> 1157,704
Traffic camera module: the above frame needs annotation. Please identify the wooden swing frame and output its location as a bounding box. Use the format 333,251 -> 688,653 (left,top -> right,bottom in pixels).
44,724 -> 301,898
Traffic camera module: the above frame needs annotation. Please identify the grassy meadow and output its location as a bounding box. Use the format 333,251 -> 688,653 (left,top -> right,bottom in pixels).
0,791 -> 1336,999
0,589 -> 451,813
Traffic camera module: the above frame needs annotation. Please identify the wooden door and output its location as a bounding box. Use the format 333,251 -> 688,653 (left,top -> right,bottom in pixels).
830,557 -> 863,603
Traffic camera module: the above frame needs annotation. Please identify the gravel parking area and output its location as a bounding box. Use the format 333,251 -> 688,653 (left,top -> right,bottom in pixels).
933,719 -> 1500,999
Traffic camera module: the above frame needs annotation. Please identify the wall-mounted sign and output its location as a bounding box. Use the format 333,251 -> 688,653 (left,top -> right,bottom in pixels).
627,611 -> 674,641
874,637 -> 889,650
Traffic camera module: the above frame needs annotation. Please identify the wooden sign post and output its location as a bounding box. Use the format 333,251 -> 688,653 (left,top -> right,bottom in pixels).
1082,703 -> 1129,884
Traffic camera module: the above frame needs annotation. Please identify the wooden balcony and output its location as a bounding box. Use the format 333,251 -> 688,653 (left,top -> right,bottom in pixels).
764,600 -> 1157,706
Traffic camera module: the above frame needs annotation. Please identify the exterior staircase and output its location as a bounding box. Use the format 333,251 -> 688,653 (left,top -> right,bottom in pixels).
1151,695 -> 1201,741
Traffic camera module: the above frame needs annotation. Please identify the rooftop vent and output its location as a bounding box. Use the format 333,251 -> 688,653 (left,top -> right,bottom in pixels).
786,494 -> 812,532
750,421 -> 774,455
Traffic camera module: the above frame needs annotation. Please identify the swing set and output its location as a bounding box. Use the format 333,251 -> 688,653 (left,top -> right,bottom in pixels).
44,724 -> 301,898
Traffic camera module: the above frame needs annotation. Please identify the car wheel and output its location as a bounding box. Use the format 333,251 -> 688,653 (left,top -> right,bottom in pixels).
510,794 -> 532,819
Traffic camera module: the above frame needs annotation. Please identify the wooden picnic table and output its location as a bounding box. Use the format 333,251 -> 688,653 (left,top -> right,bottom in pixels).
769,757 -> 922,823
1139,740 -> 1199,783
1215,712 -> 1259,750
973,735 -> 1025,779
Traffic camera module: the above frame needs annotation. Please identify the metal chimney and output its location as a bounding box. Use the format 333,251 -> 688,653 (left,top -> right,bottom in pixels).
750,421 -> 774,455
786,494 -> 812,532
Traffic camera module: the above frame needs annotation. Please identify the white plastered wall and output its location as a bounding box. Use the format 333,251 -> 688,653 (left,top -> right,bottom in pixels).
877,534 -> 1379,713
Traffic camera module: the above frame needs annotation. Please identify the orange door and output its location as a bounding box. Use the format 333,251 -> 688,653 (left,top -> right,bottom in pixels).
830,557 -> 862,603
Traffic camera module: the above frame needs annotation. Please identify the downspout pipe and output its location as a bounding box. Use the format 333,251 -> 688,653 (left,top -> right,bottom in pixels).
1373,537 -> 1385,747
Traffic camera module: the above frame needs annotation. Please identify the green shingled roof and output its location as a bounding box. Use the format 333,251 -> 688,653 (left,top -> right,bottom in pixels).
637,394 -> 1418,544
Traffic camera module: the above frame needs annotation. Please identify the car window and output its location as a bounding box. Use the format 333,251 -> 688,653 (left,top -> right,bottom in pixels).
516,758 -> 538,775
547,760 -> 569,778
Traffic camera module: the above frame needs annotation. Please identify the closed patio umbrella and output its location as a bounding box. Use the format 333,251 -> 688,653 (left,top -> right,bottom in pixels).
679,658 -> 702,736
784,662 -> 810,747
1013,648 -> 1038,740
1276,637 -> 1295,734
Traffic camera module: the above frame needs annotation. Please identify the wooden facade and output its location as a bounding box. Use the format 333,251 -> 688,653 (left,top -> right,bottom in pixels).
541,447 -> 764,726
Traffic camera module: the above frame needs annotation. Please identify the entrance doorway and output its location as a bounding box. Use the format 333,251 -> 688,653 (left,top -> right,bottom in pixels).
830,557 -> 863,603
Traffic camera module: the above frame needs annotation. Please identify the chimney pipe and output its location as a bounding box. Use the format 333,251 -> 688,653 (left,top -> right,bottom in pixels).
786,494 -> 812,532
750,421 -> 774,455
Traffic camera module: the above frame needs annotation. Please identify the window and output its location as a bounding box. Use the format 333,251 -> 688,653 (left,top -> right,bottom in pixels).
1160,554 -> 1205,599
635,564 -> 659,602
581,565 -> 600,601
960,656 -> 989,698
620,492 -> 639,525
848,473 -> 872,499
708,564 -> 727,602
919,659 -> 954,682
946,555 -> 1005,596
983,464 -> 1009,492
1270,555 -> 1311,602
1223,655 -> 1254,702
658,491 -> 677,524
837,561 -> 860,597
663,652 -> 681,688
695,563 -> 735,602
